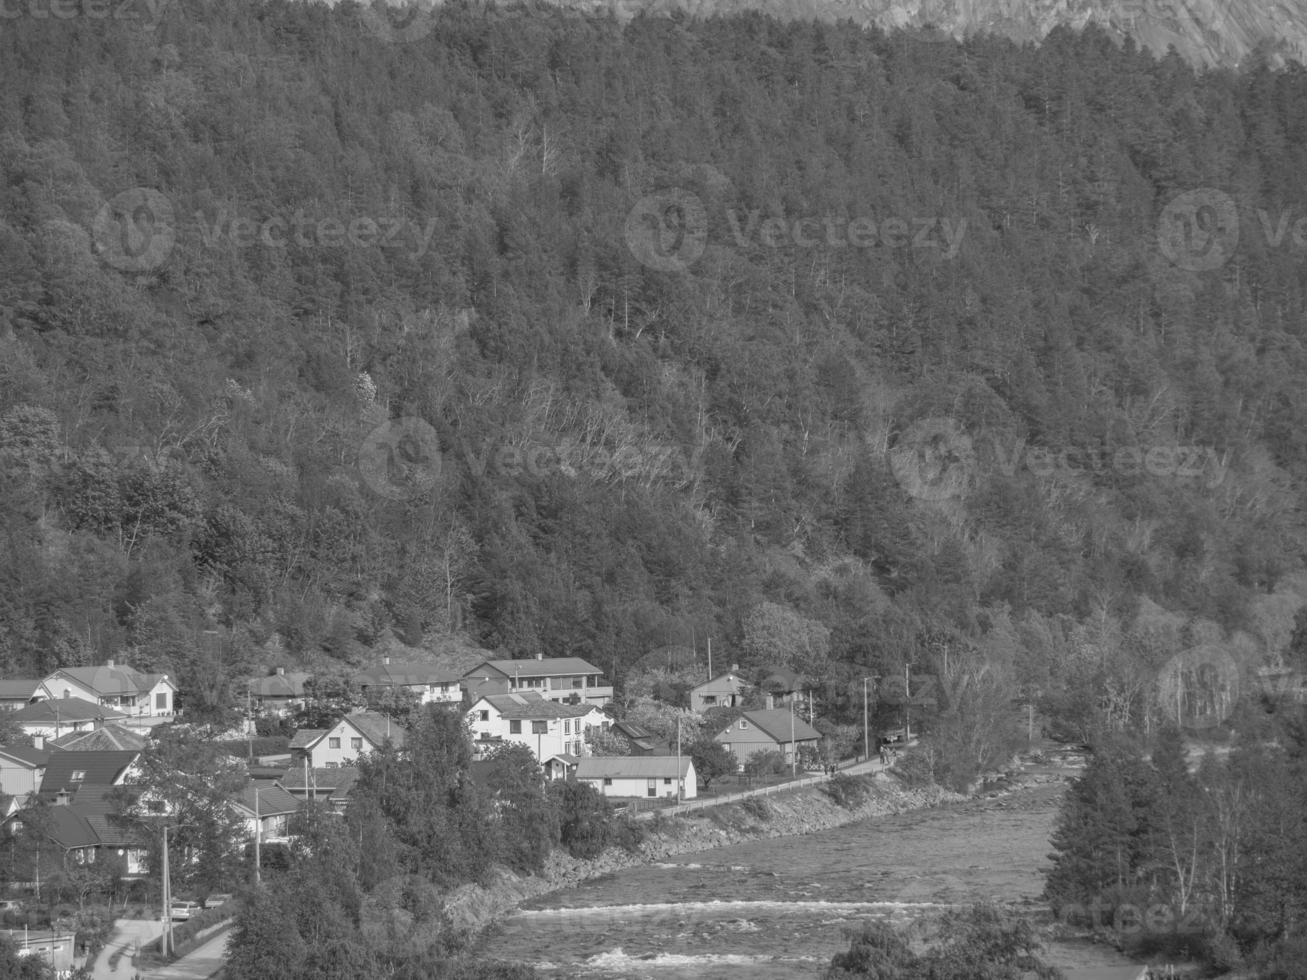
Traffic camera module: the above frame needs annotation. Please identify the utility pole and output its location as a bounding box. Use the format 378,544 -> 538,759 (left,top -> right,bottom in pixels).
161,824 -> 171,957
789,698 -> 796,777
863,678 -> 869,762
904,662 -> 911,744
254,787 -> 261,885
675,714 -> 683,801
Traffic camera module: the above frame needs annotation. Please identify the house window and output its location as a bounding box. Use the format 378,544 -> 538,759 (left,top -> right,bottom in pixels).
704,695 -> 717,705
647,779 -> 657,797
572,678 -> 583,688
563,720 -> 570,735
70,771 -> 86,782
351,738 -> 363,750
603,777 -> 612,786
328,738 -> 341,749
509,720 -> 522,734
480,710 -> 489,722
531,720 -> 548,735
156,692 -> 168,709
664,778 -> 672,785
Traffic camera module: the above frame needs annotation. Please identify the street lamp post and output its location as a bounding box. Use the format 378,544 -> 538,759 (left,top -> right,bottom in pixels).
161,824 -> 171,957
254,786 -> 262,885
862,676 -> 880,762
789,698 -> 796,777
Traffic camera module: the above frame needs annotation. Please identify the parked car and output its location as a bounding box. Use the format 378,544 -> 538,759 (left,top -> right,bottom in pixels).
170,901 -> 201,920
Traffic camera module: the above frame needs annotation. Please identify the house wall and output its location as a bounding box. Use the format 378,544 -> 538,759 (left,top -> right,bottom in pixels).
0,763 -> 40,798
306,718 -> 391,768
715,719 -> 816,765
505,675 -> 614,706
466,704 -> 608,760
690,676 -> 746,712
39,677 -> 100,704
580,769 -> 698,800
18,718 -> 96,740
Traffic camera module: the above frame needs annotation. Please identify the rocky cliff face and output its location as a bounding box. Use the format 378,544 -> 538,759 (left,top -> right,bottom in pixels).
532,0 -> 1307,68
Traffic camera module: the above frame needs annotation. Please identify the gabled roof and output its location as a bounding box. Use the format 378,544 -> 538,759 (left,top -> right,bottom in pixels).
354,662 -> 463,688
466,657 -> 604,680
611,720 -> 655,740
288,729 -> 326,750
725,709 -> 821,744
473,693 -> 599,721
248,672 -> 311,698
11,698 -> 128,725
50,665 -> 173,697
0,745 -> 51,768
234,784 -> 302,817
0,679 -> 44,701
49,724 -> 148,752
342,712 -> 407,748
692,671 -> 749,694
576,756 -> 693,779
279,766 -> 358,800
759,667 -> 806,693
38,750 -> 139,799
38,804 -> 144,850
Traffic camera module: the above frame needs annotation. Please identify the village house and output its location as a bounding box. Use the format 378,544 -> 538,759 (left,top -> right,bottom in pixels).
247,668 -> 312,717
39,662 -> 177,724
0,679 -> 47,711
37,750 -> 141,803
49,723 -> 148,753
278,765 -> 357,812
689,665 -> 750,713
353,658 -> 464,705
0,744 -> 50,801
8,698 -> 129,740
466,692 -> 608,761
714,708 -> 821,769
2,929 -> 78,973
575,756 -> 697,800
462,655 -> 613,706
232,784 -> 302,843
288,711 -> 406,769
608,719 -> 670,756
8,800 -> 148,878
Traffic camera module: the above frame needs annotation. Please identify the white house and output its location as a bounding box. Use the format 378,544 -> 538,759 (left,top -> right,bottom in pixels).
247,668 -> 312,717
463,656 -> 613,706
689,665 -> 750,713
575,756 -> 697,800
354,658 -> 463,705
0,679 -> 48,711
232,784 -> 302,843
0,745 -> 49,802
289,711 -> 406,769
8,698 -> 129,739
466,692 -> 608,761
39,662 -> 177,723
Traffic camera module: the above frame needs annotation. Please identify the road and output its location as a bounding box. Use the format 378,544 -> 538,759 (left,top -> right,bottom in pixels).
89,918 -> 164,980
142,925 -> 231,980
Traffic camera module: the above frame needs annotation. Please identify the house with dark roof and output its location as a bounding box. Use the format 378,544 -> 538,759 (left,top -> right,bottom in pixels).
288,711 -> 405,769
247,668 -> 312,716
690,665 -> 751,713
37,749 -> 140,802
9,798 -> 148,877
354,658 -> 464,705
232,784 -> 302,842
462,655 -> 613,706
49,723 -> 148,753
713,708 -> 821,769
466,692 -> 609,762
9,697 -> 129,739
0,744 -> 50,801
0,679 -> 48,711
278,765 -> 358,811
40,661 -> 176,722
576,756 -> 697,800
609,719 -> 671,756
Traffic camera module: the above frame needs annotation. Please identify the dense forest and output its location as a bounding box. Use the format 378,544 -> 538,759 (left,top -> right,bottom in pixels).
3,0 -> 1307,758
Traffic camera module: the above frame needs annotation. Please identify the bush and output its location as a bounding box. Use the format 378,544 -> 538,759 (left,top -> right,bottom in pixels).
890,747 -> 935,787
743,750 -> 788,777
822,773 -> 873,809
740,796 -> 771,821
162,903 -> 235,958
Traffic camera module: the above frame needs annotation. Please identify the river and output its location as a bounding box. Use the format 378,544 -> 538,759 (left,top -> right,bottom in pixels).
475,780 -> 1086,978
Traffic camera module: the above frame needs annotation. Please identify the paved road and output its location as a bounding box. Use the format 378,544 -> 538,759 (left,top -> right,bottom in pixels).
89,919 -> 164,980
142,926 -> 231,980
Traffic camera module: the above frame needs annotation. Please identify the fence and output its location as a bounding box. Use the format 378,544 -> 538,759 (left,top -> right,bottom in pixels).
634,769 -> 843,820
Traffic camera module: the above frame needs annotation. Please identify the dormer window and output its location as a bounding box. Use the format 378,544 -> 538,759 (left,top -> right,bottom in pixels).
70,771 -> 86,782
739,720 -> 749,730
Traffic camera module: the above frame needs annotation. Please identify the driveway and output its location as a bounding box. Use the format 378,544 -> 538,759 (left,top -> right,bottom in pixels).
143,925 -> 231,980
89,918 -> 164,980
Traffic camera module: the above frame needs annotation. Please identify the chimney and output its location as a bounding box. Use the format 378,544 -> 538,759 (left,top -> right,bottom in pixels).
55,789 -> 71,806
32,735 -> 44,751
766,694 -> 774,710
276,667 -> 285,676
382,656 -> 390,666
106,659 -> 115,668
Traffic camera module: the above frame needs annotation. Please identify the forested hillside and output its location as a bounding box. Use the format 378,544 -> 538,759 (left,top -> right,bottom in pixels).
3,0 -> 1307,746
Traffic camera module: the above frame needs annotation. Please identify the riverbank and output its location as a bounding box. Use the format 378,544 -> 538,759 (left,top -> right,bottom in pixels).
443,772 -> 965,937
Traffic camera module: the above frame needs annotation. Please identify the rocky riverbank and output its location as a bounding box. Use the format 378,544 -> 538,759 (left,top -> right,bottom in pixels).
443,773 -> 964,937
